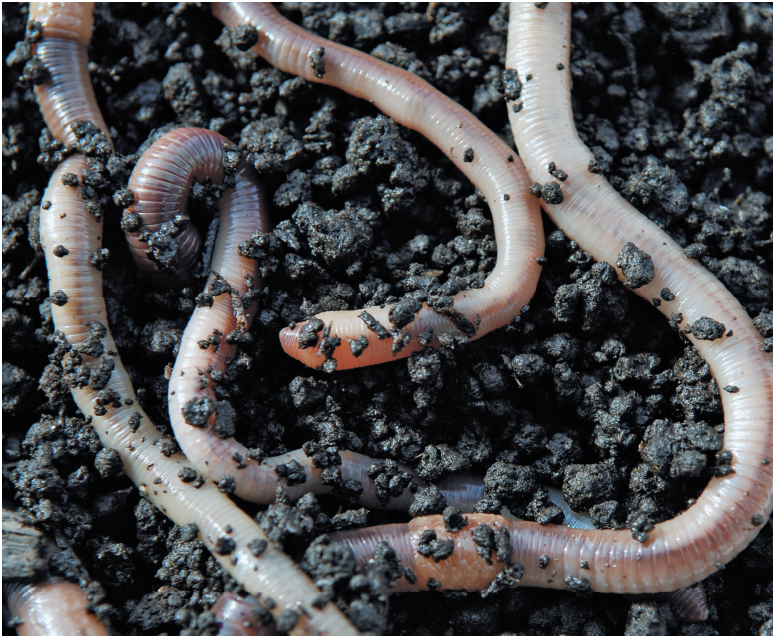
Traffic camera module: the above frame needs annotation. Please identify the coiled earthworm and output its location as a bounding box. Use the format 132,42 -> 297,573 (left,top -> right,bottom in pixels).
210,592 -> 276,636
28,2 -> 110,147
122,128 -> 255,282
506,0 -> 772,587
213,2 -> 544,371
3,580 -> 107,636
32,6 -> 355,634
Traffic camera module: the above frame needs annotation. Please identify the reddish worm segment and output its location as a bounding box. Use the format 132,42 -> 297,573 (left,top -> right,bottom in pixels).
31,4 -> 356,635
4,580 -> 107,636
213,2 -> 544,372
329,0 -> 773,601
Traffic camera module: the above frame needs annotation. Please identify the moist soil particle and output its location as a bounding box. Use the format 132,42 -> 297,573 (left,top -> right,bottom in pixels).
2,2 -> 771,636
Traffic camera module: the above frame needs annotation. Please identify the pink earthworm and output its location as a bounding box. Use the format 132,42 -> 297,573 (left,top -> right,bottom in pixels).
507,0 -> 772,587
213,2 -> 544,372
3,579 -> 108,636
122,128 -> 253,283
210,592 -> 276,636
28,2 -> 111,147
32,6 -> 356,634
328,1 -> 773,600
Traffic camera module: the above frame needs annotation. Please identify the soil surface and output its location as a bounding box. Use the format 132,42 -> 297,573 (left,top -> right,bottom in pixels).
2,2 -> 772,636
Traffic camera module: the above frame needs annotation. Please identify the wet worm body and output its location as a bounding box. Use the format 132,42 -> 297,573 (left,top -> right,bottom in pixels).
40,156 -> 354,636
142,129 -> 484,510
331,514 -> 710,622
213,2 -> 544,371
32,7 -> 355,635
148,129 -> 482,511
506,0 -> 772,589
28,2 -> 110,147
4,580 -> 108,636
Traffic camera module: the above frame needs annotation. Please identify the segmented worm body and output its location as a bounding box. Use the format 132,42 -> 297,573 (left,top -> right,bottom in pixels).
123,128 -> 253,282
31,6 -> 355,634
4,580 -> 107,636
28,2 -> 110,146
507,0 -> 773,587
330,0 -> 773,600
213,2 -> 544,371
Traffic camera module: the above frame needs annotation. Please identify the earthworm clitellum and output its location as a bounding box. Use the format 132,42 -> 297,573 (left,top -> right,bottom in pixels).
324,0 -> 773,603
31,2 -> 356,634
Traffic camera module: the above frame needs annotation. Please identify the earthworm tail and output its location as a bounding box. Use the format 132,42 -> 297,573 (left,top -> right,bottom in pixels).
29,2 -> 111,147
3,580 -> 108,636
124,127 -> 244,282
507,1 -> 772,588
213,2 -> 544,371
544,486 -> 593,529
40,158 -> 355,635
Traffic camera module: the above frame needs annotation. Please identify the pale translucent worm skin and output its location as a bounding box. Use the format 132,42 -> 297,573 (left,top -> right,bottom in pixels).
29,3 -> 111,147
213,2 -> 544,371
544,486 -> 593,529
4,580 -> 108,636
211,592 -> 276,636
506,0 -> 772,590
32,7 -> 355,634
176,439 -> 488,510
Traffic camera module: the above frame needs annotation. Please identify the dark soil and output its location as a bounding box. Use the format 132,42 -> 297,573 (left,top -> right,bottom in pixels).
2,2 -> 772,636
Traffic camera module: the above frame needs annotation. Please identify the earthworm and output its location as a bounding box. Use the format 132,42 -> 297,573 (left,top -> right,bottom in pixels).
122,128 -> 255,282
326,0 -> 773,603
39,156 -> 354,635
28,2 -> 111,147
32,6 -> 355,634
210,592 -> 276,636
213,2 -> 544,371
3,580 -> 107,636
331,512 -> 709,620
506,0 -> 772,587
